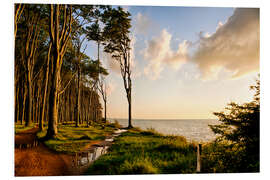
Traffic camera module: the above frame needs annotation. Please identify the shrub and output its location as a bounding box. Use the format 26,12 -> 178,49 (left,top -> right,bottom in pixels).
204,78 -> 260,172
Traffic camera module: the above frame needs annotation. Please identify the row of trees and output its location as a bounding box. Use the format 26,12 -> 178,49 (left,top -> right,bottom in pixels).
15,4 -> 134,139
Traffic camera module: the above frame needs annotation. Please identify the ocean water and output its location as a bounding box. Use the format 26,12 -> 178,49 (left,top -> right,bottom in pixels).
108,119 -> 220,143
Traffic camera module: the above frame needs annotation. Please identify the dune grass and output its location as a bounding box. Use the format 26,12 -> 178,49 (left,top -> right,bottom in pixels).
37,122 -> 119,154
85,127 -> 197,175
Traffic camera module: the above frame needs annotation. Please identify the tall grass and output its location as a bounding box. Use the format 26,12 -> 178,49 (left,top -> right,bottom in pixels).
85,128 -> 197,175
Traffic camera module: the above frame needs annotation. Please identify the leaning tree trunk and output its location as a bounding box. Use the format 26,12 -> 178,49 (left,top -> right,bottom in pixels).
46,4 -> 72,139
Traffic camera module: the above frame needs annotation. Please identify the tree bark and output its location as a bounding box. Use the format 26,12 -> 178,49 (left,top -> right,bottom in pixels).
40,43 -> 52,130
46,52 -> 59,138
46,4 -> 72,139
14,4 -> 25,39
104,100 -> 107,123
128,91 -> 132,128
25,70 -> 32,127
75,67 -> 81,127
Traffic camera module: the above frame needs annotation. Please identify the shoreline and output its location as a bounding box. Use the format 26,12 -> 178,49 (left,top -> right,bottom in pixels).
109,119 -> 219,143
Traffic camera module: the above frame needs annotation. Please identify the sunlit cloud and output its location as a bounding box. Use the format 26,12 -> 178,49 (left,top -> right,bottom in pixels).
191,8 -> 260,80
143,29 -> 189,80
134,12 -> 152,35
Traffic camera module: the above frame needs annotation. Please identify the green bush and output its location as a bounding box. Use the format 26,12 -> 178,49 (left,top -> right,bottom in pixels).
203,78 -> 260,173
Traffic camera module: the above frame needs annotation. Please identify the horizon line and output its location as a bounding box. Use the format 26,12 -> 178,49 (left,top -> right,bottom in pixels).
107,118 -> 218,120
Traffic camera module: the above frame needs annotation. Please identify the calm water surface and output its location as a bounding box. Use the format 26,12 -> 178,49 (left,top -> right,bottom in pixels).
109,119 -> 220,143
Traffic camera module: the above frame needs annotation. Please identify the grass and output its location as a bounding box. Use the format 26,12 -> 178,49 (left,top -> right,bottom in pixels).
85,127 -> 197,175
36,122 -> 119,154
15,123 -> 37,134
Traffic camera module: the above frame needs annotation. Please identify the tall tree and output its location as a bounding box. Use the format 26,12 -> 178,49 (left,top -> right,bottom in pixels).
71,5 -> 110,127
98,76 -> 107,122
40,42 -> 52,130
72,32 -> 87,127
102,7 -> 133,128
14,4 -> 25,38
23,5 -> 42,127
46,4 -> 73,138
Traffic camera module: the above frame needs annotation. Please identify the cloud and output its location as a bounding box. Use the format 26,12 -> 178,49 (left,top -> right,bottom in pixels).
143,29 -> 189,80
192,8 -> 260,80
134,12 -> 152,35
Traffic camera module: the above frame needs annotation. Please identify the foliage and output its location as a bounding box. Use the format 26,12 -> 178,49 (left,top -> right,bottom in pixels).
204,77 -> 260,172
85,128 -> 197,174
14,4 -> 112,137
102,6 -> 134,128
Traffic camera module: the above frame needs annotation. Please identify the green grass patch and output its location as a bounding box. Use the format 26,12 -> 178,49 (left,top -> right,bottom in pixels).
15,123 -> 37,134
37,123 -> 119,154
85,128 -> 197,175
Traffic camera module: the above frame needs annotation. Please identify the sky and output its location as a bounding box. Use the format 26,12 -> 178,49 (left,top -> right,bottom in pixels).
83,6 -> 260,120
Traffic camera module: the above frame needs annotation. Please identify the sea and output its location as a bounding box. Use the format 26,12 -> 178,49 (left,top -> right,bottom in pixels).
108,118 -> 220,143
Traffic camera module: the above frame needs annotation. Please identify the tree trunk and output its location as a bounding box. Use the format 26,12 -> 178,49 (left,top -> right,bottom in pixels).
22,87 -> 27,125
128,93 -> 132,128
46,59 -> 59,138
46,46 -> 60,138
104,100 -> 107,123
40,43 -> 51,130
75,67 -> 81,127
46,4 -> 72,139
25,70 -> 32,127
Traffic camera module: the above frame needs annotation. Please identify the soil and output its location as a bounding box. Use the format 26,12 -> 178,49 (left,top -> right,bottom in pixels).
15,128 -> 77,176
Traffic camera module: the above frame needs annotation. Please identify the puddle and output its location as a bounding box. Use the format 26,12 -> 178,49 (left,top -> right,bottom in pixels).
75,129 -> 126,167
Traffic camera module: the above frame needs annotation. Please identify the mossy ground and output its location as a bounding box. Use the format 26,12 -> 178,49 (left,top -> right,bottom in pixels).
15,123 -> 38,134
35,122 -> 120,154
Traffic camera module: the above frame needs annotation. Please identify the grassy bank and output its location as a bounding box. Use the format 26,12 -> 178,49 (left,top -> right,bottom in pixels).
85,128 -> 197,175
36,122 -> 121,154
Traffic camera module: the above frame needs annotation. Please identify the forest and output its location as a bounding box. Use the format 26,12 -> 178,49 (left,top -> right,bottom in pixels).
15,4 -> 133,139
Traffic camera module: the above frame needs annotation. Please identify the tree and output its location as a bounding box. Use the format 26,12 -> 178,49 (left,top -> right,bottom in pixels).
72,32 -> 87,127
98,75 -> 108,123
46,4 -> 73,139
15,4 -> 50,128
102,7 -> 133,128
14,4 -> 108,135
208,77 -> 260,172
14,4 -> 25,38
20,5 -> 43,127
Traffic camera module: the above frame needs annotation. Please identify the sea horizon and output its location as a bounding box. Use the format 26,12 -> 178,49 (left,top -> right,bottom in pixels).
108,118 -> 220,142
108,118 -> 218,121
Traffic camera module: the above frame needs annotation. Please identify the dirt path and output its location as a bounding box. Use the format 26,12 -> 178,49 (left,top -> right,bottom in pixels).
15,128 -> 75,176
14,128 -> 126,176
